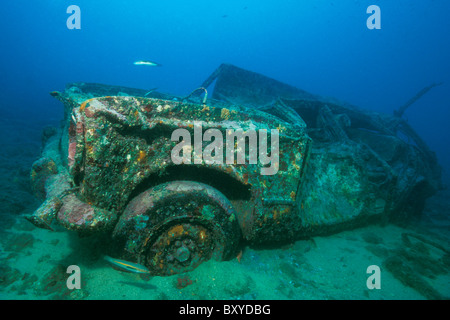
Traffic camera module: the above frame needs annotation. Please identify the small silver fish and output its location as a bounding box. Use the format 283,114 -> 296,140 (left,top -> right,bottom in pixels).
104,255 -> 151,274
144,88 -> 158,96
134,60 -> 161,67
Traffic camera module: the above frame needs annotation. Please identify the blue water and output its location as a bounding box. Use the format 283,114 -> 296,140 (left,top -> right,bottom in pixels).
0,0 -> 449,301
1,0 -> 449,174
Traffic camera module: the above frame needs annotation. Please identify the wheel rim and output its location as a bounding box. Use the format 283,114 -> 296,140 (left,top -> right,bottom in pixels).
113,181 -> 241,275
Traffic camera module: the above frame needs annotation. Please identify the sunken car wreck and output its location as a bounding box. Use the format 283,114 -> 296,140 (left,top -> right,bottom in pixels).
27,64 -> 442,275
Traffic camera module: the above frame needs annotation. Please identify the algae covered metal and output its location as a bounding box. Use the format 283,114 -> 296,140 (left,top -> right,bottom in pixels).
27,64 -> 442,275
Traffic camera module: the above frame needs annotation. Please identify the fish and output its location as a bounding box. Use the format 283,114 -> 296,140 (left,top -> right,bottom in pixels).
144,88 -> 158,96
104,255 -> 151,274
133,60 -> 161,67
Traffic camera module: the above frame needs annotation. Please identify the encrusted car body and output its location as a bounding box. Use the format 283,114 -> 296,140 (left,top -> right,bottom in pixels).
27,64 -> 442,275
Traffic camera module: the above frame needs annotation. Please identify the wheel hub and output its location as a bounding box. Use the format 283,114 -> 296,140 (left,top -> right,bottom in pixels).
146,223 -> 216,275
175,246 -> 190,262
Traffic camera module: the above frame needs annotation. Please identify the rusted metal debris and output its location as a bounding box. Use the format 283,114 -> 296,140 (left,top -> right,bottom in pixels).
27,64 -> 442,275
394,82 -> 443,118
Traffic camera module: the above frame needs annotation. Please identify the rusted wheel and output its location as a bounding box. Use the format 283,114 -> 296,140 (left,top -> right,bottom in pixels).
113,181 -> 241,275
